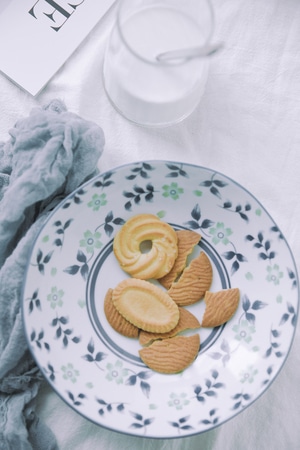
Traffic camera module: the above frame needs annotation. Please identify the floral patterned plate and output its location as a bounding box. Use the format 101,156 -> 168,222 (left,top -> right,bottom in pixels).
22,161 -> 298,438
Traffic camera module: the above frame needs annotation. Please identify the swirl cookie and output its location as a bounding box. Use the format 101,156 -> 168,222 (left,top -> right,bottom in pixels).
113,214 -> 178,279
112,278 -> 179,333
158,229 -> 201,289
201,288 -> 240,327
168,252 -> 213,306
139,334 -> 200,374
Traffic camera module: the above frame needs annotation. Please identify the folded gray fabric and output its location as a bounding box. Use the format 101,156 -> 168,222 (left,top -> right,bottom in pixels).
0,99 -> 105,449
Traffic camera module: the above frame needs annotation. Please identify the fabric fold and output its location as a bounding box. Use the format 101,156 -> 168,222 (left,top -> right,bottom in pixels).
0,99 -> 105,449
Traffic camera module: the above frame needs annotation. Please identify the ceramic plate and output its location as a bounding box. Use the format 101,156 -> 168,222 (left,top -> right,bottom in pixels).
22,161 -> 298,438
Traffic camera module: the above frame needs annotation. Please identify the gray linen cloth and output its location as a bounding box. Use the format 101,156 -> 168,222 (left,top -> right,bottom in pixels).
0,100 -> 105,449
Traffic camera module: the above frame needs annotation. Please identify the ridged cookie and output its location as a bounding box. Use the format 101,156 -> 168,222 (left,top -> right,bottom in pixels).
112,278 -> 179,333
201,288 -> 240,327
113,214 -> 178,279
104,288 -> 139,338
139,334 -> 200,374
168,252 -> 213,306
158,229 -> 201,289
139,307 -> 200,346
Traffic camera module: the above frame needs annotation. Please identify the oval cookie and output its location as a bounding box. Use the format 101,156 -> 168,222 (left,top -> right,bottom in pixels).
139,334 -> 200,374
112,278 -> 179,333
104,288 -> 139,338
158,229 -> 201,289
168,252 -> 213,306
201,288 -> 240,327
139,307 -> 200,346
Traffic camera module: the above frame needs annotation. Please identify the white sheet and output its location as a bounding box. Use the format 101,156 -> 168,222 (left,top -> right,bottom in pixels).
0,0 -> 299,449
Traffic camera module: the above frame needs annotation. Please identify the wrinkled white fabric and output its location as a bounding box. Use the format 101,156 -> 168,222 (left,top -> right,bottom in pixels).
0,0 -> 299,449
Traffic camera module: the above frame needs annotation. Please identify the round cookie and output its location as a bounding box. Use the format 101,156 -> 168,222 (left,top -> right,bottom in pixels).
113,214 -> 178,279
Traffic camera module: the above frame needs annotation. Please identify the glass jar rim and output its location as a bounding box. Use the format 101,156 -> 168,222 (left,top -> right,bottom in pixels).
116,0 -> 215,66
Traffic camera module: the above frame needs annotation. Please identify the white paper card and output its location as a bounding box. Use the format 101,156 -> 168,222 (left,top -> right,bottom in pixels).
0,0 -> 116,96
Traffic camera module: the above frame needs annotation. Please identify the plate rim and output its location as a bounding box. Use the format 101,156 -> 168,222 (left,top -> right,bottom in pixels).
21,159 -> 300,438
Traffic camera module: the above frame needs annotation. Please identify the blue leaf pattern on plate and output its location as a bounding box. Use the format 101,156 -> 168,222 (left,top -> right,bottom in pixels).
22,161 -> 298,438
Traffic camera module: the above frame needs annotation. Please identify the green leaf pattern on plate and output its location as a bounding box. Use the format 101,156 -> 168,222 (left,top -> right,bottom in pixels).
22,161 -> 298,438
